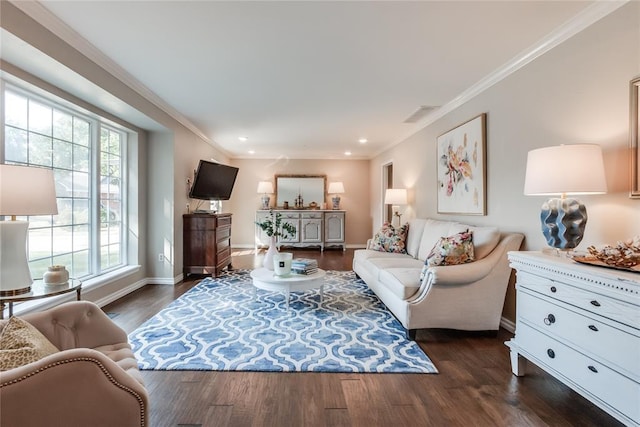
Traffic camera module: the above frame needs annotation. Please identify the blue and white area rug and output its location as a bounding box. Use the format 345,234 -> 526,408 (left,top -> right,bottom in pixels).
129,270 -> 437,373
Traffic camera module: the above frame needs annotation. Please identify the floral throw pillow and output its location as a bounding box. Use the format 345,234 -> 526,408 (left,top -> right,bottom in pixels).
370,222 -> 409,254
419,230 -> 475,281
0,317 -> 59,371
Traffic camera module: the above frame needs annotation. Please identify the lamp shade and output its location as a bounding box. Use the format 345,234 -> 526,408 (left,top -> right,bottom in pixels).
257,181 -> 274,194
0,164 -> 58,216
524,144 -> 607,196
385,188 -> 407,205
328,182 -> 345,194
1,164 -> 58,296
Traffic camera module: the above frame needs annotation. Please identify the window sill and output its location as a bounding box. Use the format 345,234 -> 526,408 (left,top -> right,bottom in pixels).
5,265 -> 142,318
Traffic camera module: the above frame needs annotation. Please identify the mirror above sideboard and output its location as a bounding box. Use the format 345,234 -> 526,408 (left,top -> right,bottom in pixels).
275,174 -> 326,208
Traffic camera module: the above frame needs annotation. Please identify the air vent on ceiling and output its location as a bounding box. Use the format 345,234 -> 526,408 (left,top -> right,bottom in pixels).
403,105 -> 437,123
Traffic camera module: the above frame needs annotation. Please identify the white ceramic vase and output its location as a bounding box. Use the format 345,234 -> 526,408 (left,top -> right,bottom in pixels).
43,265 -> 69,285
263,236 -> 278,270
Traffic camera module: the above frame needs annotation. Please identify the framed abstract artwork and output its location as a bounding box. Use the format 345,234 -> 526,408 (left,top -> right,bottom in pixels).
436,113 -> 487,215
631,76 -> 639,199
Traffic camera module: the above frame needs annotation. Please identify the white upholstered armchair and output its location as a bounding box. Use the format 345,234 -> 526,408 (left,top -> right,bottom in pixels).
0,301 -> 148,427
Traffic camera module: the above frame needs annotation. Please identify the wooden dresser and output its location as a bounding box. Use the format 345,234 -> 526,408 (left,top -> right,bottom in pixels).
183,213 -> 232,278
506,251 -> 639,426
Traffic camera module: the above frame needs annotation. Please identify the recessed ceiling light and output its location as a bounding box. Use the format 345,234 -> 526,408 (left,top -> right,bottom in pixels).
238,136 -> 249,142
358,138 -> 368,144
344,151 -> 352,156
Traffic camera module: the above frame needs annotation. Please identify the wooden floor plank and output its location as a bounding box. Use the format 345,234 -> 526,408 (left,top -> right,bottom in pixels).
103,248 -> 624,427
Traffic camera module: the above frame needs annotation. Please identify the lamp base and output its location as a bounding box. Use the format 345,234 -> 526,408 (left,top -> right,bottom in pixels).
260,195 -> 270,210
540,197 -> 587,250
332,196 -> 341,210
0,221 -> 33,296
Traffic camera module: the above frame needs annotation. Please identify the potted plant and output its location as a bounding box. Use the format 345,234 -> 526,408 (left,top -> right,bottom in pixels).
255,210 -> 297,270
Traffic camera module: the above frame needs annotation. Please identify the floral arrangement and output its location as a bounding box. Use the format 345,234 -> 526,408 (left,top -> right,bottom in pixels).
255,209 -> 297,239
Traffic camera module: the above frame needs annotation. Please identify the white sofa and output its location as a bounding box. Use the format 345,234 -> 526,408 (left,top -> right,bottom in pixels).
353,218 -> 524,339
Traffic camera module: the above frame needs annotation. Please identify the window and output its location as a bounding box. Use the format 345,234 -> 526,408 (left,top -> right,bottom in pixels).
2,83 -> 126,281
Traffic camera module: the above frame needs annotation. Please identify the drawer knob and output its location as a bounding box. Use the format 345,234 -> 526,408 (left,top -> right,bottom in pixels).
590,300 -> 601,307
550,286 -> 557,293
547,349 -> 555,359
588,325 -> 599,332
588,365 -> 598,373
543,314 -> 556,325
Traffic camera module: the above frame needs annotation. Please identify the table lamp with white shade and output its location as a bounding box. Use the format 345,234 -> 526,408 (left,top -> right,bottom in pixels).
384,188 -> 408,227
257,181 -> 274,210
0,164 -> 58,296
524,144 -> 607,250
328,182 -> 345,210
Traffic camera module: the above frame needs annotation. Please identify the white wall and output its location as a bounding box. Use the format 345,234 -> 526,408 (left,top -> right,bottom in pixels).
370,3 -> 640,321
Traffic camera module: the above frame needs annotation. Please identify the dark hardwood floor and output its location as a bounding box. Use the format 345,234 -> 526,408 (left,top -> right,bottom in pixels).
104,248 -> 622,427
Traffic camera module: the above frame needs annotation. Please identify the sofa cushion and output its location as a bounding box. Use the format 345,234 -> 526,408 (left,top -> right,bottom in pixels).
0,317 -> 59,371
467,225 -> 500,260
378,268 -> 422,300
417,220 -> 467,260
354,249 -> 411,264
406,219 -> 427,258
370,222 -> 409,254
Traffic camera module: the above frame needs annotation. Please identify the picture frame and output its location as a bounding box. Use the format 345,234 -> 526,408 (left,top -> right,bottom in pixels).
630,76 -> 639,199
436,113 -> 487,215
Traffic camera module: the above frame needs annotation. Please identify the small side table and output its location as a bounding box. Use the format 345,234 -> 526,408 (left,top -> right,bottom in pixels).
0,279 -> 82,319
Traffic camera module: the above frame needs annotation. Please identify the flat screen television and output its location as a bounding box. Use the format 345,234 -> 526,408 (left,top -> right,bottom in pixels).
189,160 -> 239,201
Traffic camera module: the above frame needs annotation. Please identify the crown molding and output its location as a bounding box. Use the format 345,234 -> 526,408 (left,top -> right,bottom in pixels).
8,0 -> 226,153
377,0 -> 629,159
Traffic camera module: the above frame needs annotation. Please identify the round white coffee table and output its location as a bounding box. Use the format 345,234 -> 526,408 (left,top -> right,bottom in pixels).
250,267 -> 326,309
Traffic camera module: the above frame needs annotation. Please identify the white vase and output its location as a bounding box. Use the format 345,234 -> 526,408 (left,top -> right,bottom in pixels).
43,265 -> 69,285
263,236 -> 278,270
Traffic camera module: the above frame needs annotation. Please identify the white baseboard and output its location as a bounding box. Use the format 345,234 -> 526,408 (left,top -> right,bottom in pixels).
500,317 -> 515,333
93,278 -> 148,307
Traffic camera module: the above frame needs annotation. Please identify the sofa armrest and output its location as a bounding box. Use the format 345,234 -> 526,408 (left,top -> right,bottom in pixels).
0,347 -> 148,427
20,301 -> 128,350
423,233 -> 524,287
426,256 -> 496,286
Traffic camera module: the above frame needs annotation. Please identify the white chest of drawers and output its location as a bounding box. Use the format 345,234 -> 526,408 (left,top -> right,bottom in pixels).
506,251 -> 640,426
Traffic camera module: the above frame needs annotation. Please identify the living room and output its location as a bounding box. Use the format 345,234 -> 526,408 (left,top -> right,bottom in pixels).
1,1 -> 639,426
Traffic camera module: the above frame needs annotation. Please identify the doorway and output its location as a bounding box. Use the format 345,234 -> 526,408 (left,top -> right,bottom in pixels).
382,162 -> 393,224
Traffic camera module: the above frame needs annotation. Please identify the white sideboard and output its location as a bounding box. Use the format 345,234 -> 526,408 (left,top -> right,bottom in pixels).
506,251 -> 639,426
255,210 -> 345,251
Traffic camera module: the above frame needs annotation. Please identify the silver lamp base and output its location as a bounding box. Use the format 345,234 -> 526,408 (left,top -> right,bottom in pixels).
261,195 -> 270,210
540,197 -> 587,250
332,195 -> 340,210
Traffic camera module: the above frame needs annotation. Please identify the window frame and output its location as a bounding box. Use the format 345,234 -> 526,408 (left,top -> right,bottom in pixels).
1,79 -> 129,281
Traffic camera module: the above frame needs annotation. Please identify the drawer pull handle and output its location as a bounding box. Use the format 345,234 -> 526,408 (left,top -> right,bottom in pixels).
588,365 -> 598,373
543,314 -> 556,325
550,286 -> 557,293
590,300 -> 601,307
547,349 -> 555,359
588,325 -> 599,332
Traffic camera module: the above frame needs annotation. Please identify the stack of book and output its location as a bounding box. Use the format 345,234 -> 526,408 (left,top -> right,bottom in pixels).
291,258 -> 318,275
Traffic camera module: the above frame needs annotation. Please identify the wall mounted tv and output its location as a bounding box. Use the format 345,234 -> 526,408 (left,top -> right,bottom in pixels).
189,160 -> 239,201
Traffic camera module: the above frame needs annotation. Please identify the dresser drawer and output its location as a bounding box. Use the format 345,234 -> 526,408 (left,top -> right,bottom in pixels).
517,271 -> 639,329
518,290 -> 640,379
281,212 -> 300,219
216,226 -> 231,241
301,212 -> 322,219
517,323 -> 640,423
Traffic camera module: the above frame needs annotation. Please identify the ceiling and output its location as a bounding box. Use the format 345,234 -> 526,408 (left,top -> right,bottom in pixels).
2,1 -> 607,159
